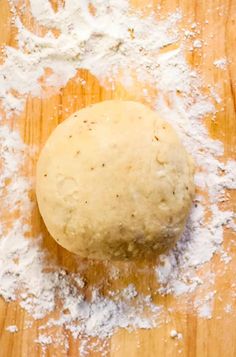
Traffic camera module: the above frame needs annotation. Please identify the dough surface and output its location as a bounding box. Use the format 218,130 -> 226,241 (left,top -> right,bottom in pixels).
36,100 -> 194,260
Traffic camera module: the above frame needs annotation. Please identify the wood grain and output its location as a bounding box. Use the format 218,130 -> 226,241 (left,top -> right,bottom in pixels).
0,0 -> 235,356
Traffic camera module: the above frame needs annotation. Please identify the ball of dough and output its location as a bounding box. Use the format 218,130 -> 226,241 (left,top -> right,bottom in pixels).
36,100 -> 194,260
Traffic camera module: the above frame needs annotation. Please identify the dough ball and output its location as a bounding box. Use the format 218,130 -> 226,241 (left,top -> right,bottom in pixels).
36,100 -> 194,260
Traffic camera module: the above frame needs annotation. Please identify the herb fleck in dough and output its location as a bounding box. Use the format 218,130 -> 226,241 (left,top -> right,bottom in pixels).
36,100 -> 195,260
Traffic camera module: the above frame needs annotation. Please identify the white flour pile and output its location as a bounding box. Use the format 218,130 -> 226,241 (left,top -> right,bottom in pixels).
0,0 -> 236,354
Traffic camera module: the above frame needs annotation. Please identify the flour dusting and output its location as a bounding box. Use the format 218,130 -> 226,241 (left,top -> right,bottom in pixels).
213,58 -> 228,70
0,0 -> 235,355
6,325 -> 18,333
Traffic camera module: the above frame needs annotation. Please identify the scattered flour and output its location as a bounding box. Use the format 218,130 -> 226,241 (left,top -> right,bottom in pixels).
213,58 -> 228,70
0,0 -> 235,354
6,325 -> 18,333
170,330 -> 182,339
193,39 -> 202,48
122,284 -> 138,300
35,334 -> 53,346
224,304 -> 233,313
194,291 -> 216,319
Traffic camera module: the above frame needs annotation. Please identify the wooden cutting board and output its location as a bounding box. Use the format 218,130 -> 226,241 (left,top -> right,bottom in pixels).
0,0 -> 235,356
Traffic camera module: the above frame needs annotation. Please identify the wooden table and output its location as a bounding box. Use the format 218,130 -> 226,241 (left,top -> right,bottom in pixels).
0,0 -> 235,356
